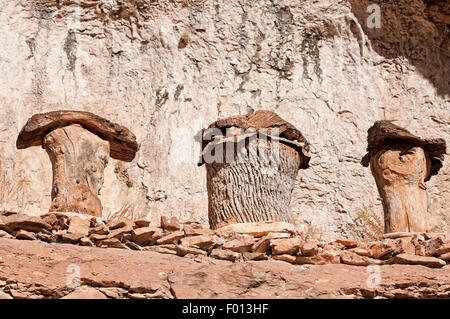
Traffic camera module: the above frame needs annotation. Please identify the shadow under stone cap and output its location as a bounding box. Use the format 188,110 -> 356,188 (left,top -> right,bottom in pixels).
16,110 -> 139,162
361,120 -> 446,180
199,110 -> 311,169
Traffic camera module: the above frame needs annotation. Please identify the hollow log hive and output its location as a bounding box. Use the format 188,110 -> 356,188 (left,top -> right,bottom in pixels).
361,120 -> 446,233
16,110 -> 138,217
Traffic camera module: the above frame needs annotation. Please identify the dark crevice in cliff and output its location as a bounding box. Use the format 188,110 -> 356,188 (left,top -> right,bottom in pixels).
349,0 -> 449,96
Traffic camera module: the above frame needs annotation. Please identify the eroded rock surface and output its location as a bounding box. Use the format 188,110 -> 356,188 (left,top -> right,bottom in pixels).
0,238 -> 449,299
362,121 -> 446,233
0,0 -> 448,240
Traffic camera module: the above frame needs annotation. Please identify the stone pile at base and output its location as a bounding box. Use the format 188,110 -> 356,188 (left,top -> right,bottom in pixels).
0,211 -> 449,268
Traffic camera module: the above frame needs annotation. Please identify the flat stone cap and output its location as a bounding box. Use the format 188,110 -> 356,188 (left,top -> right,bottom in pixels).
199,110 -> 311,169
16,110 -> 138,162
361,120 -> 446,179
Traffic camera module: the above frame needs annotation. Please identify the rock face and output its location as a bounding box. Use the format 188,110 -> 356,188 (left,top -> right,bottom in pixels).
0,0 -> 448,240
362,121 -> 446,233
16,111 -> 138,217
200,111 -> 310,229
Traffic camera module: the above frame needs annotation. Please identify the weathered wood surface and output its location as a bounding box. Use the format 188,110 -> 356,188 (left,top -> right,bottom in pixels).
362,121 -> 447,234
206,136 -> 302,229
370,145 -> 429,233
43,125 -> 109,217
361,120 -> 446,180
16,110 -> 138,162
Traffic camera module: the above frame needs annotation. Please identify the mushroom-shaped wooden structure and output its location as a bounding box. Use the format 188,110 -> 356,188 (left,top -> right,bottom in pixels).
17,111 -> 138,217
199,110 -> 311,229
361,120 -> 446,234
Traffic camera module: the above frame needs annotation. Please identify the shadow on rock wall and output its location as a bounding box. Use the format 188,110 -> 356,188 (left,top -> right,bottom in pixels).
349,0 -> 449,96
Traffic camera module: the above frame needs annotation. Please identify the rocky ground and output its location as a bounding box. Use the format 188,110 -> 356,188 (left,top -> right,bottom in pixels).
0,211 -> 449,299
0,237 -> 449,299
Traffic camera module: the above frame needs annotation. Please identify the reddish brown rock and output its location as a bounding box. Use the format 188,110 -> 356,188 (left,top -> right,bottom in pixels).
160,216 -> 181,231
222,237 -> 255,253
381,232 -> 421,240
131,227 -> 162,246
385,253 -> 446,268
242,252 -> 268,261
108,224 -> 134,240
80,237 -> 94,247
215,221 -> 296,238
340,251 -> 380,266
271,237 -> 302,255
296,252 -> 340,265
335,238 -> 358,248
210,248 -> 240,262
100,238 -> 129,249
0,211 -> 17,216
44,125 -> 110,217
396,238 -> 416,255
125,241 -> 142,251
272,254 -> 297,264
436,243 -> 450,256
61,232 -> 83,244
0,230 -> 13,239
67,216 -> 91,237
252,233 -> 290,253
0,214 -> 51,233
1,238 -> 450,299
425,237 -> 445,257
183,225 -> 214,236
350,248 -> 371,257
323,242 -> 345,251
144,245 -> 178,255
36,233 -> 58,243
415,244 -> 426,256
300,242 -> 319,257
41,214 -> 58,226
62,286 -> 107,299
17,111 -> 138,161
174,245 -> 207,257
15,229 -> 36,240
107,218 -> 135,230
200,111 -> 311,229
0,291 -> 13,299
156,231 -> 185,245
361,121 -> 446,233
180,235 -> 215,250
369,241 -> 395,259
424,233 -> 446,241
439,252 -> 450,261
134,220 -> 151,228
90,233 -> 109,241
49,214 -> 69,231
89,225 -> 110,235
16,111 -> 138,217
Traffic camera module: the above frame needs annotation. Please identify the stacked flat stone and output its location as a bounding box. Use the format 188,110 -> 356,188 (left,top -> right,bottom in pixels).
1,211 -> 448,268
